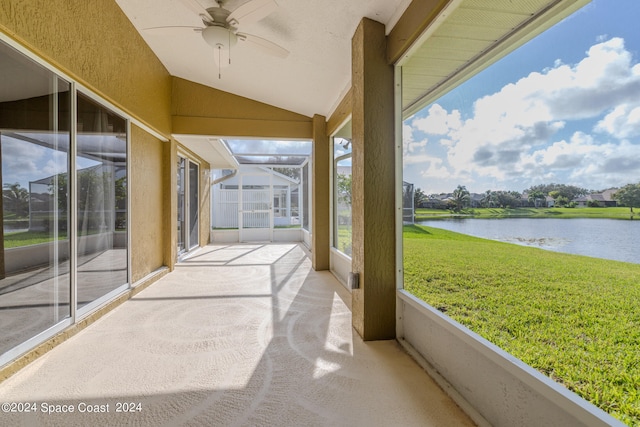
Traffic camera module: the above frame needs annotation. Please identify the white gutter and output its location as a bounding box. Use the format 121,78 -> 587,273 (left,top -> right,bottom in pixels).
212,169 -> 238,185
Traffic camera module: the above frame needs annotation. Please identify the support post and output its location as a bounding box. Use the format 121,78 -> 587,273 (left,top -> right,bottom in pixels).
351,18 -> 396,340
311,114 -> 329,270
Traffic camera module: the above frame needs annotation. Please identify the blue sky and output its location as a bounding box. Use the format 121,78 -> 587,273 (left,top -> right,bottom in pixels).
403,0 -> 640,195
225,139 -> 312,155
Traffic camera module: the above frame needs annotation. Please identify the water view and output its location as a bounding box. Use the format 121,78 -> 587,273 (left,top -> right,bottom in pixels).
416,217 -> 639,264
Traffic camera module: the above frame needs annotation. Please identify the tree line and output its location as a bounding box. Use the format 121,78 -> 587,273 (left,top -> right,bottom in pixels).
413,182 -> 640,213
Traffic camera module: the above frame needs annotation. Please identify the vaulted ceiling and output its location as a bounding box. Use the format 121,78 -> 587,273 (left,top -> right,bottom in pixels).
115,0 -> 411,118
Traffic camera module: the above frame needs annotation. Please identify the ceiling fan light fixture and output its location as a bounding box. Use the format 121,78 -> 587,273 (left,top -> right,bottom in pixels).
202,25 -> 237,50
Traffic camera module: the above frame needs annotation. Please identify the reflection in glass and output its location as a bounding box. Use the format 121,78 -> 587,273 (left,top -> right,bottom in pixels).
335,159 -> 352,256
76,93 -> 127,309
0,43 -> 71,355
177,157 -> 186,253
188,161 -> 199,249
333,137 -> 352,256
302,163 -> 309,231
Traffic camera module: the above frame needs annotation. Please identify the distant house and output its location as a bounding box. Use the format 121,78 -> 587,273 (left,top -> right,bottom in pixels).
574,189 -> 618,207
545,196 -> 555,207
420,193 -> 450,209
469,193 -> 483,208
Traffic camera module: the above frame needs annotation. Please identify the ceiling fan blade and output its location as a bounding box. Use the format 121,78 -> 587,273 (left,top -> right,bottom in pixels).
143,26 -> 203,35
181,0 -> 214,23
227,0 -> 278,27
237,32 -> 289,58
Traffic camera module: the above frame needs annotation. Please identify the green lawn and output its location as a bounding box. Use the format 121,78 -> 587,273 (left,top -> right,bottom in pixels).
415,206 -> 637,221
3,231 -> 68,248
403,224 -> 640,425
336,225 -> 352,256
3,229 -> 121,248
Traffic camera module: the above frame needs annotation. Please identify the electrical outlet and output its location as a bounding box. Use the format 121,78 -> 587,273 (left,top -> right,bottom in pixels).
348,272 -> 359,290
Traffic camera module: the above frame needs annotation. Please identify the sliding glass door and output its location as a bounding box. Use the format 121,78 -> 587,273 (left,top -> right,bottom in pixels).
76,93 -> 128,310
177,156 -> 199,257
0,37 -> 129,363
0,41 -> 71,355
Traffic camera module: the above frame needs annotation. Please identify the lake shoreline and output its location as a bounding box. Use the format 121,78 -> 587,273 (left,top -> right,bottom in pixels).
414,206 -> 637,222
415,216 -> 639,264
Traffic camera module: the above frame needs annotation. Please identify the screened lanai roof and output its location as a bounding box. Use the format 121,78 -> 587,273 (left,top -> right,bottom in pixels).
234,155 -> 308,166
223,139 -> 311,167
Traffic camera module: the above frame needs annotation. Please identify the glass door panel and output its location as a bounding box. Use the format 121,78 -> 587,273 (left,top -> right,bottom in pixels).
76,92 -> 128,310
177,157 -> 186,254
188,161 -> 199,250
178,157 -> 199,257
0,46 -> 72,353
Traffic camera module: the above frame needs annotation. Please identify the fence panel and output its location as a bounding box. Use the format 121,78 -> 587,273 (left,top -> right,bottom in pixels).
213,189 -> 238,228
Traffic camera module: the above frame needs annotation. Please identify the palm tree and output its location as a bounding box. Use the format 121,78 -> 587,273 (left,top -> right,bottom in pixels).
528,190 -> 545,208
481,190 -> 495,208
3,182 -> 29,217
413,187 -> 427,210
452,185 -> 470,212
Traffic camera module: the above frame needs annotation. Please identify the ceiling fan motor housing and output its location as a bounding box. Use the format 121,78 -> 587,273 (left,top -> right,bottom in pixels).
202,25 -> 237,50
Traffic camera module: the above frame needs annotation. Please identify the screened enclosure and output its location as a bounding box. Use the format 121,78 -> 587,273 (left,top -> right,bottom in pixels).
211,140 -> 311,243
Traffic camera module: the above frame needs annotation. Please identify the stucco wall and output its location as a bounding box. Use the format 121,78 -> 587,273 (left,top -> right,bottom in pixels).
171,77 -> 312,139
131,125 -> 165,283
0,0 -> 172,136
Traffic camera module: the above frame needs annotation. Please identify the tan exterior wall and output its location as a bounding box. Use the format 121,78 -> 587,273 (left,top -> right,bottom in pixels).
171,77 -> 313,139
0,0 -> 172,136
131,125 -> 166,283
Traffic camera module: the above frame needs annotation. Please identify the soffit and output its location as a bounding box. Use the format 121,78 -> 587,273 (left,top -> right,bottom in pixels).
176,135 -> 239,169
401,0 -> 590,117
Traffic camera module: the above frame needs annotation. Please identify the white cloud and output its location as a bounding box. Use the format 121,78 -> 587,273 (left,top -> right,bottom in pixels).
402,123 -> 429,164
226,139 -> 312,155
418,156 -> 455,179
405,37 -> 640,190
1,137 -> 47,186
412,104 -> 462,135
42,152 -> 69,177
595,103 -> 640,138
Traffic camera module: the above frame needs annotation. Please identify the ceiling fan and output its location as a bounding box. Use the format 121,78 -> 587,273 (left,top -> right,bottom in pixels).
145,0 -> 289,77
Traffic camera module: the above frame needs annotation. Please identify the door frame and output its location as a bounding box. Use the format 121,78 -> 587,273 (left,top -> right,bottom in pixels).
177,154 -> 200,258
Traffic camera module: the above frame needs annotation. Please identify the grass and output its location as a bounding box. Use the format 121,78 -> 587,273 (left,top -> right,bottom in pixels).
403,224 -> 640,425
415,206 -> 637,221
3,229 -> 114,248
336,225 -> 352,256
3,231 -> 68,248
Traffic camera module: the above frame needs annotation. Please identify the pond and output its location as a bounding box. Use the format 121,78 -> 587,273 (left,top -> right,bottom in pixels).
415,217 -> 640,264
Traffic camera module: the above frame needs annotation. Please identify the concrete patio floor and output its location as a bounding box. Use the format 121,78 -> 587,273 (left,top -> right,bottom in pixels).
0,243 -> 475,426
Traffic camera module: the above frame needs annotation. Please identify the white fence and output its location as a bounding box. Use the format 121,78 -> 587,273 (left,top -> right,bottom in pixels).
214,188 -> 274,229
213,189 -> 238,228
